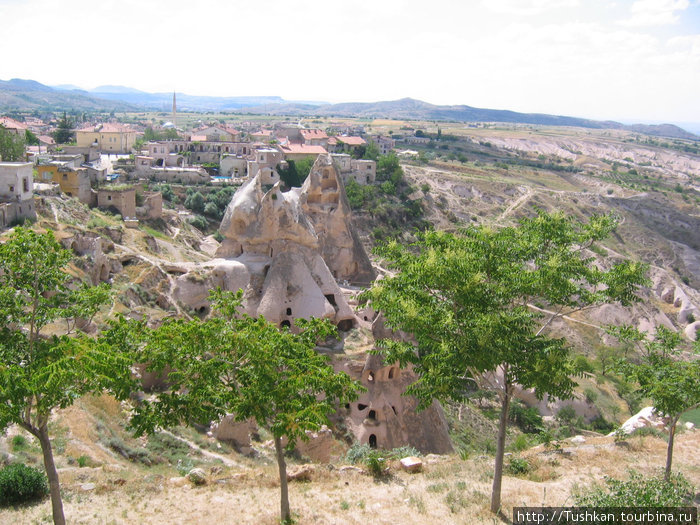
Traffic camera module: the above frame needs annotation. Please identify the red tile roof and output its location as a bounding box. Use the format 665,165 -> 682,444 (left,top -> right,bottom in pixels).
336,136 -> 366,146
279,144 -> 328,155
300,129 -> 328,140
0,117 -> 28,131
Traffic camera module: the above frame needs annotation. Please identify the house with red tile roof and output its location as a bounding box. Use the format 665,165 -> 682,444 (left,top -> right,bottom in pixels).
299,129 -> 329,147
0,117 -> 28,135
278,143 -> 328,161
327,135 -> 366,154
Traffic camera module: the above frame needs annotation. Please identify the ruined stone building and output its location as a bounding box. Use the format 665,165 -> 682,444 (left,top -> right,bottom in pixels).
0,162 -> 36,227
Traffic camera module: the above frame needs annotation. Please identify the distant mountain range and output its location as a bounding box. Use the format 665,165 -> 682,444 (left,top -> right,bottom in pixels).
0,78 -> 696,141
0,79 -> 138,112
235,98 -> 698,141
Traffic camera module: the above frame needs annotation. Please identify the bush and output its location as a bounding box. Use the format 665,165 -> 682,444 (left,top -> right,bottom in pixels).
574,471 -> 694,507
506,457 -> 531,475
345,443 -> 372,464
10,435 -> 28,451
509,401 -> 544,433
189,215 -> 208,231
572,355 -> 594,375
0,463 -> 49,506
364,450 -> 388,478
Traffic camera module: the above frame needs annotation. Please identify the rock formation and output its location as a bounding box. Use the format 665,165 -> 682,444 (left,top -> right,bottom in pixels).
334,353 -> 453,454
173,154 -> 374,330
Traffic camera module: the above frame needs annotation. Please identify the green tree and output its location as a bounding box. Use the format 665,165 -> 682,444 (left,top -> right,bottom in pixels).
24,129 -> 40,146
128,289 -> 361,524
361,140 -> 381,161
363,212 -> 648,513
277,160 -> 302,187
295,156 -> 315,183
609,325 -> 700,480
0,228 -> 134,525
0,126 -> 26,161
52,112 -> 73,144
184,191 -> 205,213
376,152 -> 403,184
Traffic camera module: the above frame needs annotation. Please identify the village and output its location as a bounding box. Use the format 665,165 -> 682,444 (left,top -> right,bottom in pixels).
0,99 -> 413,229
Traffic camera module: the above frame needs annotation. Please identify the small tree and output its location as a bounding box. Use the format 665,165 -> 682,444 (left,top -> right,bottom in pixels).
52,112 -> 73,144
0,125 -> 26,161
610,325 -> 700,480
0,228 -> 134,525
364,212 -> 648,513
128,289 -> 361,524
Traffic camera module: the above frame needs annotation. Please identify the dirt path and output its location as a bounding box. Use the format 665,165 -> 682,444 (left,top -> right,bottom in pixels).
159,430 -> 243,468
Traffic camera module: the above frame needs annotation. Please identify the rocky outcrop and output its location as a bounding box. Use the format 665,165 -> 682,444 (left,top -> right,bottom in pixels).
335,354 -> 453,455
172,155 -> 374,331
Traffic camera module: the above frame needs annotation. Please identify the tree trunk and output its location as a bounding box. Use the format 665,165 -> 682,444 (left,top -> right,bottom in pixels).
274,436 -> 291,524
37,425 -> 66,525
490,389 -> 511,514
664,418 -> 678,482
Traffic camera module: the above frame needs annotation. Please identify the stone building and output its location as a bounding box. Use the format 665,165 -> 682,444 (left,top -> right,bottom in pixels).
97,186 -> 136,218
76,123 -> 137,153
36,162 -> 94,205
0,162 -> 36,227
331,154 -> 376,185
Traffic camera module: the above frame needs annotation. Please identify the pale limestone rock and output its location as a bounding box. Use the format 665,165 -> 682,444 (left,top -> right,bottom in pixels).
186,468 -> 207,485
295,426 -> 334,463
210,416 -> 255,455
685,421 -> 695,431
570,435 -> 586,444
287,464 -> 314,482
400,456 -> 423,473
169,476 -> 188,487
615,406 -> 669,435
685,321 -> 700,341
300,155 -> 374,283
173,155 -> 368,331
660,287 -> 675,304
336,354 -> 453,454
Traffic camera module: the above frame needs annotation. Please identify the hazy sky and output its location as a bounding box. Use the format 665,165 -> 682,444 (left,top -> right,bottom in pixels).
1,0 -> 699,124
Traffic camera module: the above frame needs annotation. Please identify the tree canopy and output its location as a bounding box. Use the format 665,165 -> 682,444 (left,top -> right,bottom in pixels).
610,324 -> 700,480
52,112 -> 73,144
128,289 -> 361,524
0,228 -> 134,525
0,125 -> 26,161
363,211 -> 649,513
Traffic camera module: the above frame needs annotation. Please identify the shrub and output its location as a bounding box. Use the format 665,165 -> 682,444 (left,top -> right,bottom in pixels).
345,443 -> 372,464
584,388 -> 598,404
506,457 -> 531,475
189,215 -> 208,231
572,355 -> 594,375
509,401 -> 544,433
364,450 -> 388,478
511,433 -> 532,452
387,446 -> 421,459
574,471 -> 694,507
0,463 -> 49,506
10,435 -> 27,451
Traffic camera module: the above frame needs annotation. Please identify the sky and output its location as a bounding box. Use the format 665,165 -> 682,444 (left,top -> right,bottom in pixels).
1,0 -> 699,126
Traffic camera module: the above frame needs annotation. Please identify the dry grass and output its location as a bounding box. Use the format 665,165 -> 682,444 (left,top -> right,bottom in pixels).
2,420 -> 698,525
